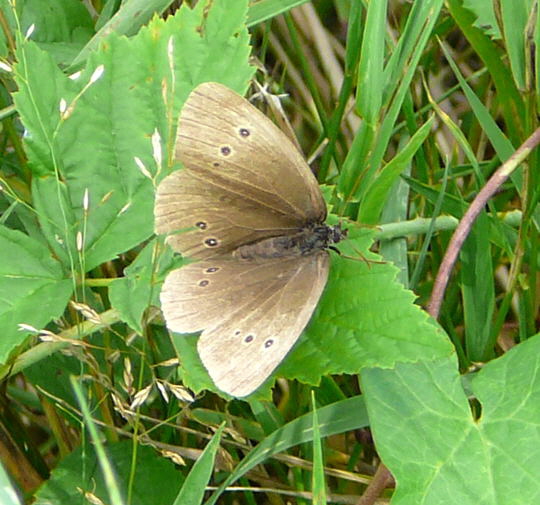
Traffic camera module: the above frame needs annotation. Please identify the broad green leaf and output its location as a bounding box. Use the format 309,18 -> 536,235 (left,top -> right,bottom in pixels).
13,41 -> 73,177
173,228 -> 453,398
463,0 -> 501,39
362,333 -> 540,504
13,0 -> 255,273
31,176 -> 78,270
33,441 -> 182,505
109,239 -> 180,333
2,0 -> 93,65
288,235 -> 451,380
0,225 -> 72,362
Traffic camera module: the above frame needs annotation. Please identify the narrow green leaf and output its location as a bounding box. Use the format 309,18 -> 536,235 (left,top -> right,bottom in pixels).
460,212 -> 495,361
339,0 -> 445,202
499,0 -> 534,90
175,424 -> 225,505
359,116 -> 434,224
446,0 -> 525,141
71,377 -> 125,505
356,0 -> 387,123
311,394 -> 327,505
440,42 -> 515,161
206,396 -> 369,504
247,0 -> 310,26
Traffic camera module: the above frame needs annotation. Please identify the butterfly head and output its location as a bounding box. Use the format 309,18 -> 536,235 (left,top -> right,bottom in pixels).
302,223 -> 347,255
326,224 -> 347,245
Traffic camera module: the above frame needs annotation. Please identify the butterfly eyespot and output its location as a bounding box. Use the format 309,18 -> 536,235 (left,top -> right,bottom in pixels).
213,162 -> 220,167
220,146 -> 231,156
198,280 -> 209,287
239,128 -> 250,137
204,238 -> 219,247
244,334 -> 254,343
205,267 -> 219,273
234,330 -> 241,336
195,221 -> 207,230
264,339 -> 274,348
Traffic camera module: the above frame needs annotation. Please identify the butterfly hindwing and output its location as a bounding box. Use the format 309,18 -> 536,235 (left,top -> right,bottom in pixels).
160,253 -> 330,396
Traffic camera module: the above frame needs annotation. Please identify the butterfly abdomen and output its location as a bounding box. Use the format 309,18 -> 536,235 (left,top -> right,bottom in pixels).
233,223 -> 345,260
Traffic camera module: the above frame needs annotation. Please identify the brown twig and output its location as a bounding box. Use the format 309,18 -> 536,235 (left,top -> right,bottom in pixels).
428,126 -> 540,318
356,463 -> 394,505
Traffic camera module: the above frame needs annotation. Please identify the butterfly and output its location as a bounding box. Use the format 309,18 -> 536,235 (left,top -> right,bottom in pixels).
154,82 -> 345,397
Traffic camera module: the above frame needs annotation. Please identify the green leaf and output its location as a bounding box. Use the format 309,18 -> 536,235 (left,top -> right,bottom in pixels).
165,0 -> 254,96
463,0 -> 501,39
311,395 -> 327,505
362,333 -> 540,504
33,441 -> 182,505
247,0 -> 310,26
440,43 -> 515,161
13,0 -> 255,274
460,212 -> 495,361
206,395 -> 369,504
173,425 -> 224,505
0,225 -> 72,363
19,0 -> 94,44
31,176 -> 78,269
356,0 -> 387,124
359,116 -> 434,224
13,41 -> 73,177
2,0 -> 94,65
173,228 -> 453,398
499,0 -> 534,90
70,0 -> 172,68
339,0 -> 445,202
446,0 -> 525,142
109,239 -> 180,333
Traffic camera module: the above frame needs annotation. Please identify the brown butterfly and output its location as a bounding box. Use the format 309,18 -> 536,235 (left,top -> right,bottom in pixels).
154,82 -> 345,396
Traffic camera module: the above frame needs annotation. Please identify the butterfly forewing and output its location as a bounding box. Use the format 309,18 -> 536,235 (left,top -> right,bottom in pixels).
178,83 -> 326,222
155,169 -> 303,259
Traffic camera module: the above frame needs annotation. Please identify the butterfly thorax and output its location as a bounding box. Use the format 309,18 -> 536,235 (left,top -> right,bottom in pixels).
233,223 -> 346,260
